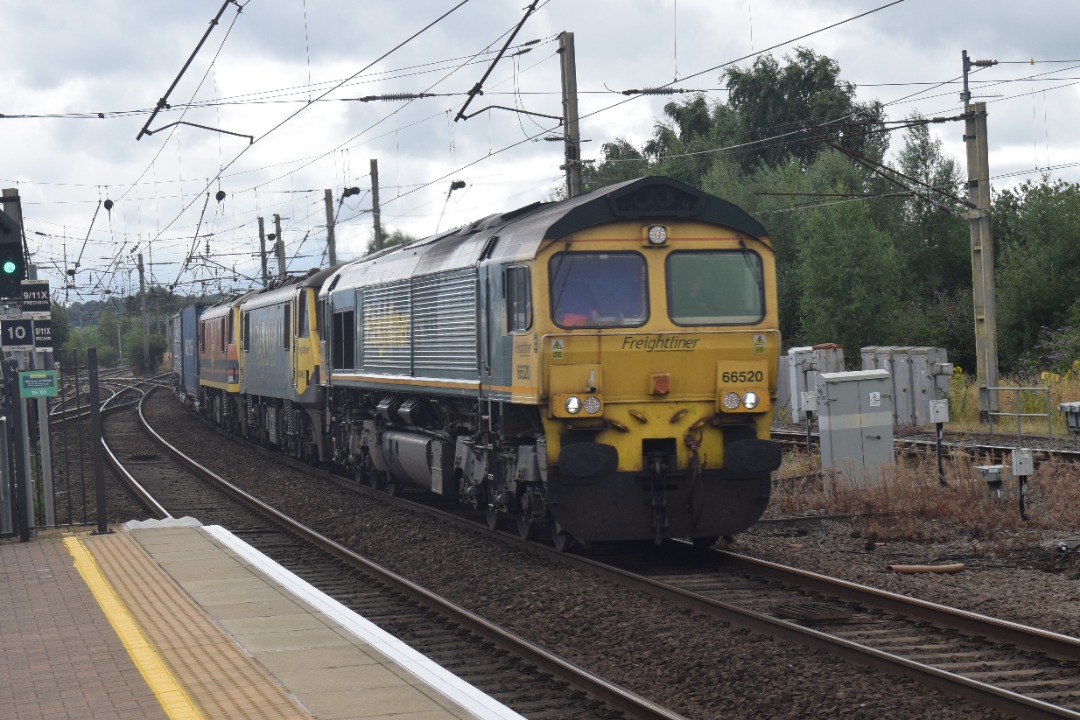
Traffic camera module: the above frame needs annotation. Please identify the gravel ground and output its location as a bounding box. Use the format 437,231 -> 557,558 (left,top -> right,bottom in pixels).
117,390 -> 1080,719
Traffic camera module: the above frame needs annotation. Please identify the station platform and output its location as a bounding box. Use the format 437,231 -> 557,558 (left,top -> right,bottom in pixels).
0,523 -> 525,720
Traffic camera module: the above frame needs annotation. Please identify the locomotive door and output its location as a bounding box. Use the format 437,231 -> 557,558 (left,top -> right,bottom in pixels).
479,262 -> 512,393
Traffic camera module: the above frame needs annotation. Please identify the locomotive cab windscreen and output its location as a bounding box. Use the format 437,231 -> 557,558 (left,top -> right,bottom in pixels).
667,250 -> 765,325
549,252 -> 648,328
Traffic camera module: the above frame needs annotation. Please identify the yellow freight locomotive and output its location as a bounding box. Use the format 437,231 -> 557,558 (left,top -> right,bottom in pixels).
318,176 -> 782,549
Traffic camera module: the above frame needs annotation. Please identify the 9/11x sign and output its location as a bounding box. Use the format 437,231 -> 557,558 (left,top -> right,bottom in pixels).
21,280 -> 50,317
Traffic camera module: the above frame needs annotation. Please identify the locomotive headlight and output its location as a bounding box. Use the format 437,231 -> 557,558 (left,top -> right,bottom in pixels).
583,396 -> 602,414
743,391 -> 760,409
646,225 -> 668,246
565,396 -> 582,415
723,391 -> 741,410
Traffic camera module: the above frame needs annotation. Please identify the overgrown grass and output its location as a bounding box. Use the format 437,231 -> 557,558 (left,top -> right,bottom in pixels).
769,449 -> 1080,551
947,366 -> 1080,436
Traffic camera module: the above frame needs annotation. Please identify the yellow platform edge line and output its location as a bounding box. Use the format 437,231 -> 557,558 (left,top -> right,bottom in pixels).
63,534 -> 205,720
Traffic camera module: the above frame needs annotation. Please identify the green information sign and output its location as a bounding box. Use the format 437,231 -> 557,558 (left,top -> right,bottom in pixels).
19,369 -> 58,398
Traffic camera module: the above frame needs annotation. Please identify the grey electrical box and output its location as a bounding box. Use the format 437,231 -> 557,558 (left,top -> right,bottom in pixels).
1060,402 -> 1080,434
861,346 -> 951,427
930,398 -> 950,425
1012,448 -> 1033,477
816,369 -> 894,489
788,345 -> 845,422
975,464 -> 1005,498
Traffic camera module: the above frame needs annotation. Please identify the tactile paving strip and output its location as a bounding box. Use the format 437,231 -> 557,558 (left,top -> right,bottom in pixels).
80,532 -> 312,720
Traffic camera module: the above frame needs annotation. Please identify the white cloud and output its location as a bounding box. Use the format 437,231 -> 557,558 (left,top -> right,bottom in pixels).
5,0 -> 1080,301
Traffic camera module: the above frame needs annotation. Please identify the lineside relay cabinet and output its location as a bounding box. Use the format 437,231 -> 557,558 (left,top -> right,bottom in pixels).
816,370 -> 895,489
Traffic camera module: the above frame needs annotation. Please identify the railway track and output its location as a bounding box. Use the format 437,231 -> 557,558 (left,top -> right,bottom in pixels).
387,489 -> 1080,719
124,389 -> 1080,718
182,411 -> 1080,718
771,425 -> 1080,463
576,543 -> 1080,719
103,387 -> 687,720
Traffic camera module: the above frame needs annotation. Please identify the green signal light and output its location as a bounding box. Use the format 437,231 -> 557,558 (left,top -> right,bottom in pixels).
2,260 -> 16,275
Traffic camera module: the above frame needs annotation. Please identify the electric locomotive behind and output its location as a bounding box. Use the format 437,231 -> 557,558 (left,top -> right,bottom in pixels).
195,292 -> 250,431
321,176 -> 781,549
236,267 -> 337,461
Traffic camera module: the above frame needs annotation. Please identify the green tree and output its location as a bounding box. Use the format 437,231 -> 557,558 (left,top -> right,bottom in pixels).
892,119 -> 969,301
61,326 -> 116,368
364,227 -> 417,256
798,185 -> 901,355
50,303 -> 71,353
723,47 -> 887,173
994,179 -> 1080,368
121,327 -> 167,375
582,138 -> 650,192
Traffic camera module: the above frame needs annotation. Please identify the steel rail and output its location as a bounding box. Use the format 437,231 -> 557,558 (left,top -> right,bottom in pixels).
135,393 -> 689,720
154,401 -> 1080,718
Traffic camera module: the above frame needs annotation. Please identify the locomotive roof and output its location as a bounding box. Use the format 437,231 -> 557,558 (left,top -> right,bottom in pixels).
240,265 -> 340,311
321,176 -> 767,292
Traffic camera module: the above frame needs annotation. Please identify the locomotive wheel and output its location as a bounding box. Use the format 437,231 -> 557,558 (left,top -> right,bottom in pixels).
485,506 -> 503,531
384,477 -> 402,497
516,514 -> 536,541
551,520 -> 576,553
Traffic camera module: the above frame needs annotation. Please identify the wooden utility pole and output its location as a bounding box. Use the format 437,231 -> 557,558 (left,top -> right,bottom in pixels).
559,32 -> 582,198
138,254 -> 149,375
273,213 -> 286,279
323,189 -> 337,265
370,159 -> 383,252
965,100 -> 999,418
257,217 -> 269,287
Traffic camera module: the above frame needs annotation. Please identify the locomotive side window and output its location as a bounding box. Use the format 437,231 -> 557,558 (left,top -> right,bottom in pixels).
219,316 -> 226,353
242,312 -> 250,352
331,310 -> 355,369
550,252 -> 647,328
667,250 -> 765,325
505,266 -> 531,332
283,302 -> 291,349
198,321 -> 205,353
297,294 -> 309,337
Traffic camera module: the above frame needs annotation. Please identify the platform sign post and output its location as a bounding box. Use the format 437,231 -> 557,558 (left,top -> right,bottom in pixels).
4,359 -> 32,541
22,278 -> 56,526
87,348 -> 110,535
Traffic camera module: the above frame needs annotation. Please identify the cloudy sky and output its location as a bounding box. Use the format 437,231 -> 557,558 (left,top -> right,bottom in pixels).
4,0 -> 1080,305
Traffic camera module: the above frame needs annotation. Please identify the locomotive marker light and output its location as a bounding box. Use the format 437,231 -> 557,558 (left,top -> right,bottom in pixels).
645,225 -> 668,246
565,396 -> 582,414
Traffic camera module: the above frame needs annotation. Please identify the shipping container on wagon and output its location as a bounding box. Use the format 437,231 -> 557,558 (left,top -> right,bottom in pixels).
168,304 -> 204,403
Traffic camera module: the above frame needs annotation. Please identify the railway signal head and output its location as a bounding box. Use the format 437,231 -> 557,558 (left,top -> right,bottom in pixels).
0,211 -> 26,300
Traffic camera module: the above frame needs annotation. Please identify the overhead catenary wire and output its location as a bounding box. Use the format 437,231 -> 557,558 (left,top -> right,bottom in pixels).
23,1 -> 1080,301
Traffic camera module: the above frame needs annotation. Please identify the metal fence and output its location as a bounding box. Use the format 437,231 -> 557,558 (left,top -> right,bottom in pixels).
987,385 -> 1052,441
